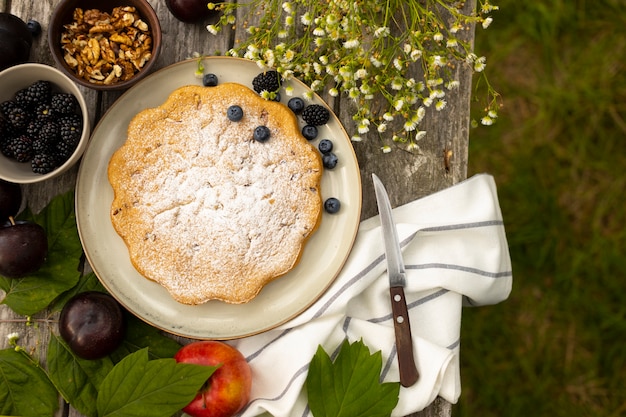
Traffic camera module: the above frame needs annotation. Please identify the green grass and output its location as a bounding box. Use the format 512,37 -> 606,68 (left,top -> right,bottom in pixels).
454,1 -> 626,416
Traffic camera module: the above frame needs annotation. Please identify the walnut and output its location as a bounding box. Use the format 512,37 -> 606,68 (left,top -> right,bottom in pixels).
60,6 -> 153,86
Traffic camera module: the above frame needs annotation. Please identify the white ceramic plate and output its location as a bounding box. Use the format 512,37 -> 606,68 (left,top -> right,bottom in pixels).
76,57 -> 362,339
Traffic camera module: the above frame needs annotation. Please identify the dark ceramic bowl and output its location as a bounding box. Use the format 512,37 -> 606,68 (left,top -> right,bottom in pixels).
48,0 -> 162,91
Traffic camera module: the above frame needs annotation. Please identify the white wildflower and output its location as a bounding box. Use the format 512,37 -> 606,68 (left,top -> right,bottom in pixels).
435,100 -> 447,111
282,2 -> 292,13
351,135 -> 363,142
377,123 -> 387,133
381,145 -> 392,153
446,38 -> 458,48
394,99 -> 405,111
474,56 -> 487,72
355,68 -> 368,79
481,116 -> 494,125
407,141 -> 421,152
433,32 -> 444,42
415,130 -> 427,141
284,85 -> 294,96
206,24 -> 219,35
278,29 -> 288,39
446,80 -> 460,90
391,78 -> 403,91
393,58 -> 403,71
410,49 -> 422,61
329,87 -> 339,97
383,112 -> 394,121
374,26 -> 390,38
343,39 -> 360,49
482,17 -> 493,29
488,110 -> 498,118
319,55 -> 329,65
301,12 -> 313,25
313,27 -> 326,36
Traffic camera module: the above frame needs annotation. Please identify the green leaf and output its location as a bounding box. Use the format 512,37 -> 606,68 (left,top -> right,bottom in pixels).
109,314 -> 182,363
48,272 -> 107,313
97,348 -> 217,417
306,340 -> 400,417
0,348 -> 59,417
47,333 -> 115,417
0,191 -> 83,315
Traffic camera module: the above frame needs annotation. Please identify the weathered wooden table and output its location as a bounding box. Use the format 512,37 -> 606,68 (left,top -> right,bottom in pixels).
1,1 -> 475,416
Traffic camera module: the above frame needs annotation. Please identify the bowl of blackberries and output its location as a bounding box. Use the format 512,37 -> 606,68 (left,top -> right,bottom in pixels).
0,63 -> 90,183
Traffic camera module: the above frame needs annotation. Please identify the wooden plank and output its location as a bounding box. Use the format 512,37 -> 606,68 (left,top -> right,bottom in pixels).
0,1 -> 475,416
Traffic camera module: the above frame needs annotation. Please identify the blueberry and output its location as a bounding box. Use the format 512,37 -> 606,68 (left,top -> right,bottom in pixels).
318,139 -> 333,154
203,73 -> 218,87
253,126 -> 271,142
324,197 -> 341,214
227,105 -> 243,121
322,152 -> 338,169
302,125 -> 318,140
288,97 -> 305,114
27,20 -> 42,37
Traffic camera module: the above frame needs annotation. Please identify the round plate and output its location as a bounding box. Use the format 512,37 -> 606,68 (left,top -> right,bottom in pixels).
76,57 -> 362,339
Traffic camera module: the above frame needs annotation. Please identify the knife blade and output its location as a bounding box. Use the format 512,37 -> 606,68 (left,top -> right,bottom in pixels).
372,173 -> 419,387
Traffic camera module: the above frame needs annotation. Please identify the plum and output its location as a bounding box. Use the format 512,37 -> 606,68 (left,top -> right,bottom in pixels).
165,0 -> 216,23
0,13 -> 33,71
0,218 -> 47,278
59,291 -> 126,360
0,179 -> 22,220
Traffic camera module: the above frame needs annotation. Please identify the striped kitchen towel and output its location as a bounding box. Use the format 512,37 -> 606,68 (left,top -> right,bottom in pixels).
230,173 -> 512,417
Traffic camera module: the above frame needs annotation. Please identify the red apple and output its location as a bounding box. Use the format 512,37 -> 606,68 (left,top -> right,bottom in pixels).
174,341 -> 252,417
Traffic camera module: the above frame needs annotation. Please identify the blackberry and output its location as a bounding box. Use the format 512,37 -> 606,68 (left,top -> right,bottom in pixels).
32,138 -> 53,155
0,100 -> 18,117
7,106 -> 30,131
11,135 -> 34,162
51,93 -> 78,115
54,139 -> 77,162
58,115 -> 82,143
252,71 -> 280,94
26,119 -> 45,138
0,137 -> 14,158
26,81 -> 53,106
38,120 -> 60,143
13,88 -> 31,109
32,153 -> 57,175
302,104 -> 330,126
34,102 -> 56,121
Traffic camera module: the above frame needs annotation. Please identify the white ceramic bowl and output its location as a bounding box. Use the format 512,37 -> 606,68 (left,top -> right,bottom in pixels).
0,63 -> 90,184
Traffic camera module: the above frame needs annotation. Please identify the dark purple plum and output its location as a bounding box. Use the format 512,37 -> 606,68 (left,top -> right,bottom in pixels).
165,0 -> 216,23
59,291 -> 126,360
0,219 -> 47,278
0,179 -> 22,220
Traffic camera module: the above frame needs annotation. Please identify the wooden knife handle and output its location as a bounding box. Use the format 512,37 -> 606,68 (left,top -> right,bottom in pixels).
390,286 -> 419,387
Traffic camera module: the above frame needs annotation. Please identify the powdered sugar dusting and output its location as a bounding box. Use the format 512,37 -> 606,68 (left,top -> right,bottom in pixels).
108,84 -> 322,304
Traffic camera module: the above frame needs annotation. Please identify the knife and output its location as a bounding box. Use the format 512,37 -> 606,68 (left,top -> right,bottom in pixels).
372,173 -> 419,387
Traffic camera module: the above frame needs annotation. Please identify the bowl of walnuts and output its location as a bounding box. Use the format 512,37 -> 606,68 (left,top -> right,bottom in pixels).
0,63 -> 90,184
48,0 -> 162,91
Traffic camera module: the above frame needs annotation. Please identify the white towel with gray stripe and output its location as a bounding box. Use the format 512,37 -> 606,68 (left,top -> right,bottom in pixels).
230,173 -> 512,417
